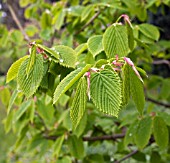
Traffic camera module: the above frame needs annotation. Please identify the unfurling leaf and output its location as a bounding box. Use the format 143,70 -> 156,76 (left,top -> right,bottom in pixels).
26,45 -> 36,74
129,65 -> 145,115
122,63 -> 130,106
53,64 -> 91,104
90,69 -> 122,117
103,23 -> 129,58
70,77 -> 87,130
6,55 -> 29,83
18,55 -> 44,97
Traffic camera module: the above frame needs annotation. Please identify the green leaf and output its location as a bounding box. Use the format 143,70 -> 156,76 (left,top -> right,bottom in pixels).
159,79 -> 170,99
13,100 -> 32,122
70,77 -> 87,130
135,117 -> 152,149
87,35 -> 104,57
0,87 -> 10,106
53,64 -> 91,104
7,90 -> 18,115
103,23 -> 129,58
52,45 -> 77,68
129,65 -> 145,115
17,55 -> 44,97
68,135 -> 85,159
54,9 -> 66,30
158,112 -> 170,126
6,55 -> 28,83
153,116 -> 169,149
26,45 -> 36,74
90,69 -> 122,117
138,24 -> 160,41
122,63 -> 130,106
126,23 -> 134,51
35,43 -> 60,61
75,43 -> 88,56
81,5 -> 93,22
53,135 -> 65,158
73,112 -> 87,137
124,121 -> 138,146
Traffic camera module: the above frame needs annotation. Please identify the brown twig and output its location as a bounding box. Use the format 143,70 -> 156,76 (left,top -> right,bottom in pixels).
146,97 -> 170,108
7,3 -> 30,42
44,133 -> 125,141
114,149 -> 138,163
83,133 -> 125,141
75,10 -> 101,35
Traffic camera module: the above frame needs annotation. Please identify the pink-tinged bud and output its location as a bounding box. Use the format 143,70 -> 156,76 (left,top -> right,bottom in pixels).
113,68 -> 121,71
85,72 -> 91,100
124,57 -> 134,66
115,54 -> 119,61
124,57 -> 143,83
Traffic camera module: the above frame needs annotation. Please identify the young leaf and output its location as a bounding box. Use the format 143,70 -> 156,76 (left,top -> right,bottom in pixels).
54,9 -> 66,30
53,64 -> 91,104
138,23 -> 160,41
103,23 -> 129,58
124,121 -> 138,146
6,55 -> 28,83
35,43 -> 60,61
135,117 -> 152,149
81,5 -> 93,22
70,77 -> 87,130
68,135 -> 85,159
87,35 -> 104,57
17,55 -> 44,98
129,65 -> 145,115
26,45 -> 36,74
53,135 -> 65,158
90,69 -> 122,117
122,63 -> 130,106
7,89 -> 18,115
75,43 -> 87,56
153,116 -> 169,149
126,22 -> 134,50
52,45 -> 77,68
13,100 -> 32,122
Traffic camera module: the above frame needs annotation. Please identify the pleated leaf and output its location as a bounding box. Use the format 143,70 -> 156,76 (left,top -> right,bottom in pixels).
90,69 -> 122,117
87,35 -> 104,57
17,55 -> 44,98
129,65 -> 145,115
26,45 -> 36,75
35,43 -> 59,61
53,64 -> 91,104
6,55 -> 28,83
52,45 -> 77,68
122,63 -> 130,106
70,77 -> 87,130
153,116 -> 169,149
103,23 -> 129,58
126,23 -> 134,51
135,117 -> 152,149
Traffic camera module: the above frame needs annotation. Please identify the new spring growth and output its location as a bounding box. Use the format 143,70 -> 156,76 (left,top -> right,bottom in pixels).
85,71 -> 91,100
124,57 -> 143,83
112,55 -> 123,71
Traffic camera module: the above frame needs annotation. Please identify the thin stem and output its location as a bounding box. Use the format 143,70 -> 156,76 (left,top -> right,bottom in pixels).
115,149 -> 138,163
146,97 -> 170,108
7,4 -> 30,42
